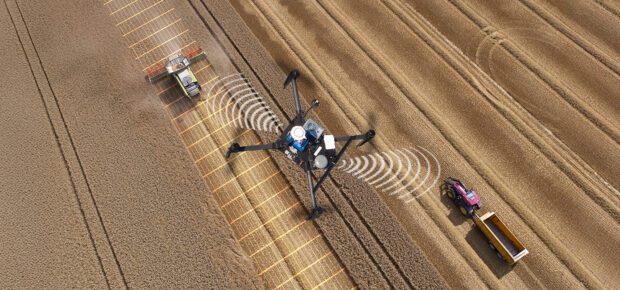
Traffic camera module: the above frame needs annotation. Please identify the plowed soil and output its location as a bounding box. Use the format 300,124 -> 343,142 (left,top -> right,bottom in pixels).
1,0 -> 618,289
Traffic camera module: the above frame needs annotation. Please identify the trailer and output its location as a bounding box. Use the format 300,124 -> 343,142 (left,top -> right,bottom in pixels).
473,211 -> 529,265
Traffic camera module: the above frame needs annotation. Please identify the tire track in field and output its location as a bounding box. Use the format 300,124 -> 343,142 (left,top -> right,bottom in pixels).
436,0 -> 620,208
386,0 -> 620,220
517,0 -> 620,76
4,2 -> 113,288
534,0 -> 620,61
6,1 -> 127,288
592,0 -> 620,18
445,0 -> 620,145
311,0 -> 606,288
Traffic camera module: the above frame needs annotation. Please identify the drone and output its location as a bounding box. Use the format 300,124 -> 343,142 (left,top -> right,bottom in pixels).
225,69 -> 375,220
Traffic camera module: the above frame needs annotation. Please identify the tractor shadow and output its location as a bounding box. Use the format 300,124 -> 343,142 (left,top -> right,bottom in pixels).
439,182 -> 469,226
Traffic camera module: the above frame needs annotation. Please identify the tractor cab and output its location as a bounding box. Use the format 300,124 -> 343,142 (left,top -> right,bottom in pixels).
455,183 -> 481,206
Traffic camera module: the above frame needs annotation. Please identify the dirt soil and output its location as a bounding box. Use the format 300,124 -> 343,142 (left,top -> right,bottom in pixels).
2,0 -> 619,289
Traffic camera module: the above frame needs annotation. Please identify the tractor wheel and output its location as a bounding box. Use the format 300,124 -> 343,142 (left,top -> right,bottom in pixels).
459,206 -> 470,216
447,188 -> 455,199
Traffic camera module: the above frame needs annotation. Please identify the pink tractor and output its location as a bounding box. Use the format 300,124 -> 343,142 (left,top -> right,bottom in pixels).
445,177 -> 481,216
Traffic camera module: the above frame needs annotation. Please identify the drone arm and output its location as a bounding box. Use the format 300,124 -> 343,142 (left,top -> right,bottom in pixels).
333,129 -> 375,147
225,140 -> 287,158
284,69 -> 303,115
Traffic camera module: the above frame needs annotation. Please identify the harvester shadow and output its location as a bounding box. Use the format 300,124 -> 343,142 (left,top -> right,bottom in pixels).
465,228 -> 511,278
439,182 -> 468,226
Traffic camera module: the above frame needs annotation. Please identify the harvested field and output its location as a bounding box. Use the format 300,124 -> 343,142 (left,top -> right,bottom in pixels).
1,0 -> 618,289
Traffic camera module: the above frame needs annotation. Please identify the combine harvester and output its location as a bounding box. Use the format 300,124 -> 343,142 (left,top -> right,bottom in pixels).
445,177 -> 529,265
145,48 -> 207,99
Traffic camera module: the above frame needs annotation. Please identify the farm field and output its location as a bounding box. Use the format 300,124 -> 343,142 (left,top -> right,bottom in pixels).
1,0 -> 618,288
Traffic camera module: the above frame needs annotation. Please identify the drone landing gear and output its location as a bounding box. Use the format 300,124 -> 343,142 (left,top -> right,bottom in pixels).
307,207 -> 325,220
